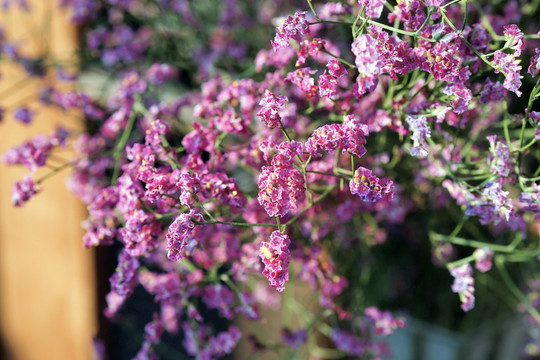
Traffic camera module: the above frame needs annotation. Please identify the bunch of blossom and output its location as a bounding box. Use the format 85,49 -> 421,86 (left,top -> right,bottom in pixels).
259,230 -> 291,292
271,11 -> 309,51
3,0 -> 540,359
450,263 -> 475,312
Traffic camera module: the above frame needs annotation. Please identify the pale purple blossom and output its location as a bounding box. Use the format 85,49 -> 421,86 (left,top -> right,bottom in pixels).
406,115 -> 430,157
271,11 -> 309,51
473,247 -> 494,272
450,263 -> 475,311
351,34 -> 381,96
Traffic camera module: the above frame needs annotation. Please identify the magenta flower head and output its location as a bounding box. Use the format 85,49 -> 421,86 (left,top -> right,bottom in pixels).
11,174 -> 39,207
364,306 -> 406,336
166,211 -> 204,262
492,50 -> 522,97
259,231 -> 291,292
503,24 -> 524,57
257,90 -> 287,129
351,33 -> 381,96
350,166 -> 394,202
271,11 -> 309,51
528,33 -> 540,77
473,247 -> 494,273
359,0 -> 385,19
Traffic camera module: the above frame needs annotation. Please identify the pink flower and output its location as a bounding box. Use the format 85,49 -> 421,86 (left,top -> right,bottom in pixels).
257,90 -> 287,129
350,166 -> 394,202
166,211 -> 204,261
359,0 -> 385,18
258,165 -> 305,217
285,67 -> 319,98
351,34 -> 381,96
492,50 -> 522,97
364,306 -> 406,336
296,38 -> 325,67
271,11 -> 309,51
503,24 -> 524,57
259,231 -> 291,292
473,247 -> 494,272
528,48 -> 540,77
11,175 -> 39,207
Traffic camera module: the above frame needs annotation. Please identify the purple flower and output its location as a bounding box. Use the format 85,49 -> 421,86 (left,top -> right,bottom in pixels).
258,140 -> 305,218
11,175 -> 39,207
359,0 -> 385,18
295,38 -> 325,67
351,33 -> 381,96
487,135 -> 513,180
166,211 -> 204,261
327,59 -> 348,78
529,47 -> 540,77
145,63 -> 177,85
176,170 -> 201,207
520,183 -> 540,220
449,263 -> 475,311
3,134 -> 54,171
350,166 -> 394,202
406,115 -> 430,157
271,11 -> 309,51
257,90 -> 287,129
286,67 -> 318,98
110,250 -> 140,298
364,306 -> 406,336
503,24 -> 524,57
443,84 -> 472,114
13,107 -> 34,125
259,231 -> 291,292
202,284 -> 236,319
318,72 -> 338,98
329,328 -> 363,356
305,115 -> 369,158
479,78 -> 507,104
492,50 -> 522,97
138,270 -> 182,304
282,328 -> 307,349
206,326 -> 241,357
473,247 -> 494,272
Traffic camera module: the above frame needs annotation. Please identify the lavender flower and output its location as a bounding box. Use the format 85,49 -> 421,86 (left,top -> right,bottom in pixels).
406,115 -> 430,157
11,175 -> 39,207
450,263 -> 475,311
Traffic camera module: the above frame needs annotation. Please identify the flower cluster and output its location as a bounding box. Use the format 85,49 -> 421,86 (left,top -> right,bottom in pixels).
3,0 -> 540,359
450,263 -> 475,312
271,11 -> 309,51
259,231 -> 291,292
257,140 -> 305,218
350,166 -> 393,202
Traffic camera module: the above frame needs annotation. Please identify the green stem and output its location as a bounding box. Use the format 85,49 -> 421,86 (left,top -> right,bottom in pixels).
193,219 -> 278,228
306,0 -> 320,20
111,110 -> 137,185
430,232 -> 521,253
495,256 -> 540,325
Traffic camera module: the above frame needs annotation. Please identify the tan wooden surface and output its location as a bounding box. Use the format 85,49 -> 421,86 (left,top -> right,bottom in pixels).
0,2 -> 97,359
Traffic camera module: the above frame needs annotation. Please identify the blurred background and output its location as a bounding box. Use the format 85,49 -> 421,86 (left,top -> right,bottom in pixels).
0,1 -> 97,359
